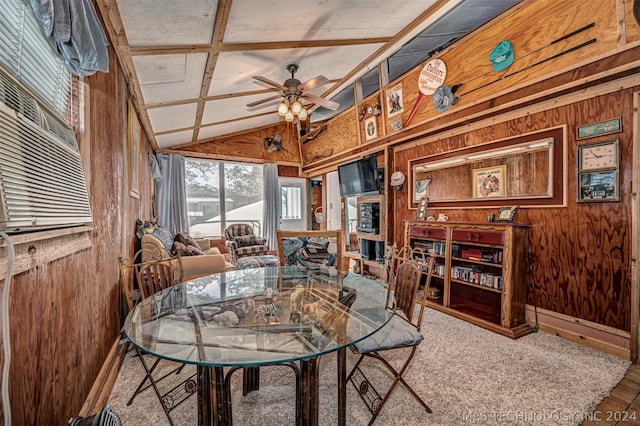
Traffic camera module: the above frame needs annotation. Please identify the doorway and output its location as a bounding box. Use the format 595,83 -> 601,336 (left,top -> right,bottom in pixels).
326,172 -> 342,230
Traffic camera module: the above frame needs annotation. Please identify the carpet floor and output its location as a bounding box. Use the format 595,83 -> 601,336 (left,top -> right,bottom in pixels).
108,280 -> 631,425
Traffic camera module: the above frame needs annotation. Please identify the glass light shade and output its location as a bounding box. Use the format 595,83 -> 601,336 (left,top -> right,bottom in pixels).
298,107 -> 308,121
277,101 -> 289,116
285,110 -> 294,122
291,100 -> 303,115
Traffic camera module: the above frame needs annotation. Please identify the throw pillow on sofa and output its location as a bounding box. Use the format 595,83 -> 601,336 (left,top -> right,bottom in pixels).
174,233 -> 202,251
232,235 -> 258,247
173,241 -> 205,256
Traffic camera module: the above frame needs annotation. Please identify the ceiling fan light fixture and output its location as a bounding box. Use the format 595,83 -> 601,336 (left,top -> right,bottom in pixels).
278,101 -> 289,116
298,107 -> 308,121
291,100 -> 303,115
285,110 -> 294,122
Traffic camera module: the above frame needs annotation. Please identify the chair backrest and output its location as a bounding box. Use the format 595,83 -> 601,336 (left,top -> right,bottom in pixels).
136,261 -> 177,300
117,248 -> 181,311
225,223 -> 256,240
387,245 -> 434,331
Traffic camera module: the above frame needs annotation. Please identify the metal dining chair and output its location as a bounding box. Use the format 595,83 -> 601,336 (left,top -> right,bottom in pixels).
117,249 -> 196,426
347,246 -> 434,425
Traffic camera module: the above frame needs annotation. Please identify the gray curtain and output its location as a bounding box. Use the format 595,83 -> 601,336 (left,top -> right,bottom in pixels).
155,154 -> 189,235
263,163 -> 279,249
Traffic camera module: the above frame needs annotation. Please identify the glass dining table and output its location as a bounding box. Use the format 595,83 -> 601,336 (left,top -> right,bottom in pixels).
124,265 -> 393,426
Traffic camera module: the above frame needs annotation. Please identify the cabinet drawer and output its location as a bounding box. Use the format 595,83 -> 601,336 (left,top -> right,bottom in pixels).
452,229 -> 504,245
409,226 -> 446,240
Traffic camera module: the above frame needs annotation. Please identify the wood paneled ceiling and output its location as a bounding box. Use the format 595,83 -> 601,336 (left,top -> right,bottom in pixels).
96,0 -> 520,151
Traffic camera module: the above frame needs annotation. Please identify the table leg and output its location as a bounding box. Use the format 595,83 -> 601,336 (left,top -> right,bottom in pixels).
300,357 -> 320,426
197,365 -> 229,425
242,367 -> 260,395
337,348 -> 347,426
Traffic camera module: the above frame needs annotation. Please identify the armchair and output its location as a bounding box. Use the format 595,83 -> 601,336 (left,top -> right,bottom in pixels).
224,223 -> 270,263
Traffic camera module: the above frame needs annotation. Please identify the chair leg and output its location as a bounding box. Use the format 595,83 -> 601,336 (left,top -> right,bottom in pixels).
348,347 -> 431,425
132,347 -> 177,426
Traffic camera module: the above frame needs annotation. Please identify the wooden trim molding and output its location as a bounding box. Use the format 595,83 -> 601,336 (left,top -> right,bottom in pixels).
526,305 -> 631,359
0,225 -> 94,278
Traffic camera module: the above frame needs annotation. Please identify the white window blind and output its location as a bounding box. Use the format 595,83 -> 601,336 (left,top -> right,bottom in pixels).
0,0 -> 76,125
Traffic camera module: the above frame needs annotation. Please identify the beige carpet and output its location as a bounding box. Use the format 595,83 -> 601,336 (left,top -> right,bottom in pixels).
108,277 -> 631,425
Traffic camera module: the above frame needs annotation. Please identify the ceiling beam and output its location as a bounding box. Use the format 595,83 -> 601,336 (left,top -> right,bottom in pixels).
128,37 -> 392,56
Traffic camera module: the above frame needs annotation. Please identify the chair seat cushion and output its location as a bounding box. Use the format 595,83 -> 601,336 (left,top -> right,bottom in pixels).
353,315 -> 423,354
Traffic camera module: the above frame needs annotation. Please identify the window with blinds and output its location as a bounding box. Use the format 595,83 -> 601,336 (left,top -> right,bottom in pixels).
0,0 -> 91,232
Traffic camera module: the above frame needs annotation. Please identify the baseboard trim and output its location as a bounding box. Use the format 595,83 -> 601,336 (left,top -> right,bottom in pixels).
78,334 -> 129,417
526,305 -> 630,360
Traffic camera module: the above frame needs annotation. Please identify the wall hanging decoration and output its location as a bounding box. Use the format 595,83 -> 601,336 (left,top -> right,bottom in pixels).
128,100 -> 140,198
364,116 -> 378,141
576,138 -> 619,202
472,165 -> 506,198
577,117 -> 622,140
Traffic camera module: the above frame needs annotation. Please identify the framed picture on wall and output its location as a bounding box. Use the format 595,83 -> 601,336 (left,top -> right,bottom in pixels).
364,116 -> 378,141
414,178 -> 431,202
385,83 -> 403,118
128,100 -> 140,198
577,170 -> 619,202
472,165 -> 506,198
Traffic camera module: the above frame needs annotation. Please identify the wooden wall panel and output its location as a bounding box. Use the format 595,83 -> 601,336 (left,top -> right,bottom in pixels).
301,108 -> 359,167
625,0 -> 640,42
4,44 -> 153,424
390,0 -> 618,134
173,122 -> 301,165
392,88 -> 635,331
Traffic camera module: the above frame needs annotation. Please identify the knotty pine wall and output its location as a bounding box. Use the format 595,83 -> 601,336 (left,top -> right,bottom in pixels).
0,45 -> 153,424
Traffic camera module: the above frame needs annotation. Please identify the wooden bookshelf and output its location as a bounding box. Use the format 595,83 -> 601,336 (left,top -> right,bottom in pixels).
405,220 -> 532,339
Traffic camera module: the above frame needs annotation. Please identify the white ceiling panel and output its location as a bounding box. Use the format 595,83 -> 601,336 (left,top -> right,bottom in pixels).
155,130 -> 195,149
198,114 -> 282,141
134,53 -> 208,104
147,103 -> 199,133
117,0 -> 217,46
208,44 -> 384,97
202,94 -> 282,124
102,0 -> 521,151
224,0 -> 437,43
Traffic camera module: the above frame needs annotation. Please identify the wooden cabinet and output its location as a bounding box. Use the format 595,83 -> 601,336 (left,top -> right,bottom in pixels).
405,220 -> 532,339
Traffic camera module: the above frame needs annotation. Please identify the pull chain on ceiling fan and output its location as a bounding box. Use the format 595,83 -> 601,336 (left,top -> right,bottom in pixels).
247,64 -> 339,122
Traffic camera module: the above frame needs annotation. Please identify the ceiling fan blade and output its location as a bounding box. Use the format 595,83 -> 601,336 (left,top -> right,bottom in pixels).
252,75 -> 286,90
298,75 -> 330,91
304,93 -> 339,110
246,94 -> 283,107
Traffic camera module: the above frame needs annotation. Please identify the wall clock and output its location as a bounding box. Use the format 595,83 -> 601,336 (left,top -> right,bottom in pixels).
577,139 -> 619,171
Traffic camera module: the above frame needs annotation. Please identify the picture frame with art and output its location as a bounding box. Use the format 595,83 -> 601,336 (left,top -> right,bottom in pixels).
128,100 -> 140,198
472,165 -> 506,198
364,116 -> 378,141
385,83 -> 403,118
496,205 -> 518,222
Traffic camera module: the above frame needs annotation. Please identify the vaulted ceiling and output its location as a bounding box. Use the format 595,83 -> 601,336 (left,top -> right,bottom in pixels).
97,0 -> 521,151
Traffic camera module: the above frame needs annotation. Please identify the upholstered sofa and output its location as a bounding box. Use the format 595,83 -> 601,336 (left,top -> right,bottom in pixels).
141,226 -> 236,279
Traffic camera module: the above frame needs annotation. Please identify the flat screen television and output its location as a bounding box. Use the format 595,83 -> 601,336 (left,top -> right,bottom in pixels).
338,156 -> 380,197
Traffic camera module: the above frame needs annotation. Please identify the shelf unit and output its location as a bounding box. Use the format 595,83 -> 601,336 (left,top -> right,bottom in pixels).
352,193 -> 387,278
405,220 -> 532,339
